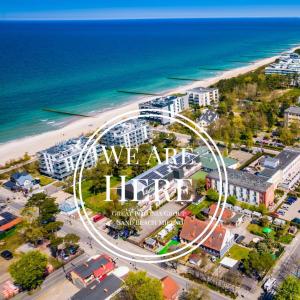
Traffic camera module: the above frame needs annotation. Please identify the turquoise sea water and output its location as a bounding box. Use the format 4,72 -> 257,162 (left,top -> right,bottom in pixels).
1,18 -> 300,143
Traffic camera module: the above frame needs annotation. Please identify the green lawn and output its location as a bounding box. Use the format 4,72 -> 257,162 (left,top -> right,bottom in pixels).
0,226 -> 25,254
247,224 -> 275,239
278,234 -> 294,244
227,244 -> 250,260
191,170 -> 208,181
38,174 -> 55,186
187,199 -> 211,215
158,240 -> 180,255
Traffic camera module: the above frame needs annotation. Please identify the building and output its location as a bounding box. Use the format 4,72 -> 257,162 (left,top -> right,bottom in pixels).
259,148 -> 300,189
102,119 -> 150,147
180,216 -> 234,258
139,95 -> 189,125
206,168 -> 275,208
38,136 -> 101,180
160,276 -> 180,300
284,106 -> 300,128
207,203 -> 234,222
265,52 -> 300,76
197,109 -> 219,128
120,151 -> 201,216
69,254 -> 115,288
71,274 -> 122,300
187,87 -> 219,107
194,146 -> 238,172
4,172 -> 39,192
0,212 -> 22,236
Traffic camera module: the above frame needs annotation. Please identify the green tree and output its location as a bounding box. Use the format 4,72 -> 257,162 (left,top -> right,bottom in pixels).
184,284 -> 210,300
227,195 -> 237,206
22,222 -> 45,246
88,162 -> 111,194
206,189 -> 219,202
9,251 -> 47,290
275,276 -> 300,300
119,271 -> 163,300
64,233 -> 80,247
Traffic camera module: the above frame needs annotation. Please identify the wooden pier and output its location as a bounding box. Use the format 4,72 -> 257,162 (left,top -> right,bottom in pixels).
42,108 -> 93,118
117,90 -> 162,96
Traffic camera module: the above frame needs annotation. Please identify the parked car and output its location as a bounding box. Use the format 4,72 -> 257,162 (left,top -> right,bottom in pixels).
1,250 -> 13,260
92,214 -> 104,223
236,235 -> 245,244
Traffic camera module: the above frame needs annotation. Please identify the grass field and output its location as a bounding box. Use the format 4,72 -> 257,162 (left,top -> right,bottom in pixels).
228,244 -> 250,260
158,240 -> 180,255
187,199 -> 212,215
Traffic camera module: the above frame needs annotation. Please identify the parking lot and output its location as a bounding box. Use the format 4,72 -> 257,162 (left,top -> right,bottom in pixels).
277,196 -> 300,221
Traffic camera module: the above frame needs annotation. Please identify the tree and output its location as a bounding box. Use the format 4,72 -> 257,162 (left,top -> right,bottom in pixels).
206,189 -> 219,202
88,162 -> 111,194
64,233 -> 80,247
22,222 -> 45,246
275,276 -> 300,300
183,284 -> 210,300
119,271 -> 163,300
9,251 -> 47,290
49,235 -> 64,257
227,195 -> 237,206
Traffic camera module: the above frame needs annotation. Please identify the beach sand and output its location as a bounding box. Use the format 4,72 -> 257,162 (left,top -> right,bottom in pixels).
0,51 -> 293,165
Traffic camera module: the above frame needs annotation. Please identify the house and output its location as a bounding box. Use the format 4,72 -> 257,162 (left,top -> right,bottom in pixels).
187,87 -> 219,107
4,172 -> 39,192
220,257 -> 238,269
188,254 -> 202,266
242,209 -> 252,217
161,276 -> 180,300
139,95 -> 189,125
0,212 -> 22,236
144,238 -> 157,249
230,213 -> 244,227
69,254 -> 115,288
102,119 -> 151,147
207,203 -> 234,222
206,168 -> 275,208
198,109 -> 219,128
59,198 -> 80,215
273,218 -> 286,227
38,136 -> 101,180
251,211 -> 262,219
71,274 -> 122,300
180,216 -> 234,258
178,209 -> 193,220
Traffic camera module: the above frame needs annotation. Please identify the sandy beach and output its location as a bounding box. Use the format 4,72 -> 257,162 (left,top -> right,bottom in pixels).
0,49 -> 296,165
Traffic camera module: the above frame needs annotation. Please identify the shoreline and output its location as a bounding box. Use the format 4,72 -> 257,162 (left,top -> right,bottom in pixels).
0,47 -> 298,165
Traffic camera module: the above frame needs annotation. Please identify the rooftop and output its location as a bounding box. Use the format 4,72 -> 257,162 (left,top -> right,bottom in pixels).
0,212 -> 22,232
208,203 -> 234,221
105,119 -> 148,135
139,95 -> 181,108
198,109 -> 219,125
207,168 -> 272,192
71,274 -> 122,300
161,276 -> 180,300
180,216 -> 228,251
188,87 -> 218,93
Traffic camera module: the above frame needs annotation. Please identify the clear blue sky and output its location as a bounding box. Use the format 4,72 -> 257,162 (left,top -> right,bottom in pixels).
1,0 -> 300,20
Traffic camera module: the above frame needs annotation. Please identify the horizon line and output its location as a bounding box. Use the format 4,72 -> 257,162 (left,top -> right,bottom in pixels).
1,16 -> 300,21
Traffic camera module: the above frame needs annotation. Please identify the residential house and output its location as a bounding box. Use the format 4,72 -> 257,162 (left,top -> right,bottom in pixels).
197,109 -> 219,128
4,172 -> 39,192
160,276 -> 180,300
180,216 -> 234,258
69,254 -> 115,288
207,203 -> 234,223
0,212 -> 22,236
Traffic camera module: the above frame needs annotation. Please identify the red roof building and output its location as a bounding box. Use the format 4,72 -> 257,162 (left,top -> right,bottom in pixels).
180,216 -> 234,258
178,209 -> 193,219
0,212 -> 22,234
161,276 -> 180,300
208,203 -> 234,222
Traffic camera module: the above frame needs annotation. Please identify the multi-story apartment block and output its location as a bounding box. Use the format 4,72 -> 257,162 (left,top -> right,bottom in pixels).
38,136 -> 101,180
284,106 -> 300,128
265,52 -> 300,76
102,119 -> 150,148
259,148 -> 300,189
138,95 -> 189,125
206,168 -> 275,208
187,87 -> 219,107
120,152 -> 201,217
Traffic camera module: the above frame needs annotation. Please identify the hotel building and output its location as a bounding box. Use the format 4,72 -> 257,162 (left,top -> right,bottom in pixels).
206,168 -> 275,208
120,152 -> 201,216
138,95 -> 189,125
102,119 -> 150,148
284,106 -> 300,128
187,87 -> 219,107
38,136 -> 101,180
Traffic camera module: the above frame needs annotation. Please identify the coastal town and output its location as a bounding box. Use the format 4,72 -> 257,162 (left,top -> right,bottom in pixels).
0,49 -> 300,300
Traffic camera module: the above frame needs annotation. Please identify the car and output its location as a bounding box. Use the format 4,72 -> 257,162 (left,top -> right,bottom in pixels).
1,250 -> 13,260
236,235 -> 245,244
291,218 -> 300,225
92,214 -> 104,223
67,245 -> 78,255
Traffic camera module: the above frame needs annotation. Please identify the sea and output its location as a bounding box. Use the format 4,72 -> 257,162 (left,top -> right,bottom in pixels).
1,18 -> 300,143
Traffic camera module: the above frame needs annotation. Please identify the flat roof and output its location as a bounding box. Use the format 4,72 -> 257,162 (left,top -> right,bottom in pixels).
207,168 -> 272,192
71,274 -> 122,300
220,257 -> 238,268
285,106 -> 300,115
188,87 -> 217,93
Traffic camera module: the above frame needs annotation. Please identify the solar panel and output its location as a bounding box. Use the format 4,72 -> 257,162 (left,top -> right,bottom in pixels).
157,165 -> 170,176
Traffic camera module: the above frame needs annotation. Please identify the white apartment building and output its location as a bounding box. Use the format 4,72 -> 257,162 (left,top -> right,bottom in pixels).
259,148 -> 300,189
265,52 -> 300,76
120,152 -> 201,217
38,136 -> 101,180
139,95 -> 189,124
187,87 -> 219,107
102,119 -> 150,148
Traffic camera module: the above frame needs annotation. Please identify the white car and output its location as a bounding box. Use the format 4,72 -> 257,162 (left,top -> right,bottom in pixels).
264,278 -> 277,292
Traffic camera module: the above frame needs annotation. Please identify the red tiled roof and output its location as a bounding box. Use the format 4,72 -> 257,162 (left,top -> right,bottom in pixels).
180,216 -> 227,252
208,203 -> 233,221
179,210 -> 193,219
161,276 -> 180,300
0,217 -> 22,232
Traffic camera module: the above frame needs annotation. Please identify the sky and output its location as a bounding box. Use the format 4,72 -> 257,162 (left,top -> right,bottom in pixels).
1,0 -> 300,20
